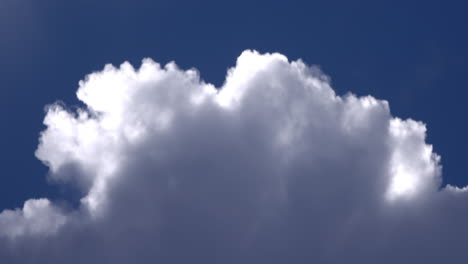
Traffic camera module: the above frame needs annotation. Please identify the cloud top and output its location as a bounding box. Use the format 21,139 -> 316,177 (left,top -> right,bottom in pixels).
0,50 -> 465,263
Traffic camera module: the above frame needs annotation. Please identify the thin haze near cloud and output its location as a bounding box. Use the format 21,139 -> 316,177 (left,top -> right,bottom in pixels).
1,51 -> 467,263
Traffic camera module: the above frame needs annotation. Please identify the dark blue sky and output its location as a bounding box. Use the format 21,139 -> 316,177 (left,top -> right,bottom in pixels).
1,0 -> 467,210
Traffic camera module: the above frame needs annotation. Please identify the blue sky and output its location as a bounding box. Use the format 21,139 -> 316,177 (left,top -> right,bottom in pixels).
1,1 -> 468,262
3,0 -> 466,209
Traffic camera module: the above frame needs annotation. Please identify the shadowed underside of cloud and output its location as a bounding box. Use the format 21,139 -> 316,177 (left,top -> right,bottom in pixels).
1,50 -> 467,263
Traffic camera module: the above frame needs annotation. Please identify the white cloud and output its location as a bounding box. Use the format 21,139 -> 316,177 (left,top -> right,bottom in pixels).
0,198 -> 66,237
0,50 -> 466,263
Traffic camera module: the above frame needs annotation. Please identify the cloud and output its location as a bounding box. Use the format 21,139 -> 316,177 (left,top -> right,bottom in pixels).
0,50 -> 466,263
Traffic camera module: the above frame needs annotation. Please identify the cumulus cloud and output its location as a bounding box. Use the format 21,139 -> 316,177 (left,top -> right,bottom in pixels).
0,50 -> 466,263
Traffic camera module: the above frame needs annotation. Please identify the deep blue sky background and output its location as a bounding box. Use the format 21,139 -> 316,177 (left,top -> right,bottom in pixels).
1,0 -> 467,210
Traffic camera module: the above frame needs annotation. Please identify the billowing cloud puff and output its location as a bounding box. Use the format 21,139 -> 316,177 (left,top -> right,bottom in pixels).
0,50 -> 466,263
